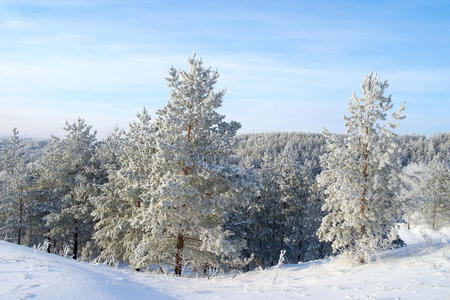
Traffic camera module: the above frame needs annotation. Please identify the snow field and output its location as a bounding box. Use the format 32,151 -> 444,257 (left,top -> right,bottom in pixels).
1,224 -> 448,299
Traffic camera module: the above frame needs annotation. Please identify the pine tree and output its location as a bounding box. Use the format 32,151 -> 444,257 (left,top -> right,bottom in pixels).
136,55 -> 251,275
399,162 -> 431,229
92,109 -> 156,266
422,155 -> 450,229
38,119 -> 98,259
90,126 -> 127,264
317,72 -> 406,263
0,128 -> 29,244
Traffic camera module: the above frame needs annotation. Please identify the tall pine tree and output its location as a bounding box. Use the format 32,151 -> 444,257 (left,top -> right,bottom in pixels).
0,128 -> 29,244
317,72 -> 406,263
137,55 -> 251,275
38,119 -> 98,259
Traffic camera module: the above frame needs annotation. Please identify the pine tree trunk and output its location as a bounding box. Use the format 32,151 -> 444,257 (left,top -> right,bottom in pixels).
17,187 -> 23,245
258,238 -> 262,266
175,232 -> 184,276
432,198 -> 437,229
361,141 -> 368,226
28,219 -> 32,244
73,220 -> 79,260
187,122 -> 192,142
47,238 -> 51,253
407,214 -> 411,230
359,127 -> 369,264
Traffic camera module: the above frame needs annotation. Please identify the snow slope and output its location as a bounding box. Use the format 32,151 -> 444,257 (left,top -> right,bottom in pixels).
1,225 -> 449,300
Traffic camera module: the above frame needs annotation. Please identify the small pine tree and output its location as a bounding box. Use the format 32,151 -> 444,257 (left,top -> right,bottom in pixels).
422,155 -> 450,229
399,162 -> 431,229
317,72 -> 406,263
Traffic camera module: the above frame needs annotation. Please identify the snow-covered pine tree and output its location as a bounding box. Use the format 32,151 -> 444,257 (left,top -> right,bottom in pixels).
20,161 -> 50,247
317,72 -> 406,263
38,119 -> 99,259
136,55 -> 251,275
0,130 -> 44,247
90,126 -> 127,264
92,109 -> 157,267
399,162 -> 431,229
422,155 -> 450,229
0,128 -> 29,244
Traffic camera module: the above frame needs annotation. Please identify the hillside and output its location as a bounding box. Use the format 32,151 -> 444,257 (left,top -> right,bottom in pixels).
0,225 -> 448,299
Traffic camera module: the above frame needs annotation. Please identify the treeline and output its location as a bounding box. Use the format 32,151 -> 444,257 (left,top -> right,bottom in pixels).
235,131 -> 449,263
0,57 -> 449,274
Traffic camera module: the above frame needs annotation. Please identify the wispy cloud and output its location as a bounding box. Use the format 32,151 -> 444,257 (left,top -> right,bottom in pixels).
0,0 -> 448,138
1,20 -> 35,30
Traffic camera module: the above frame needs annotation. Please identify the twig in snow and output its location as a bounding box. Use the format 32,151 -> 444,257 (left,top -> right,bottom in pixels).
272,249 -> 286,284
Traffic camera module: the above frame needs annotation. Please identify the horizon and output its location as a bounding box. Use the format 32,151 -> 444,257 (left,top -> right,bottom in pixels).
1,0 -> 449,139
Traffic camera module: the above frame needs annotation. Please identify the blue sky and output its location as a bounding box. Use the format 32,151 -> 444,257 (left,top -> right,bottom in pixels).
0,0 -> 449,138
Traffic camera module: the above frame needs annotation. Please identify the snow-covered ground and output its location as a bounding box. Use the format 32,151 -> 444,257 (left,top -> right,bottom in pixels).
1,225 -> 449,300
